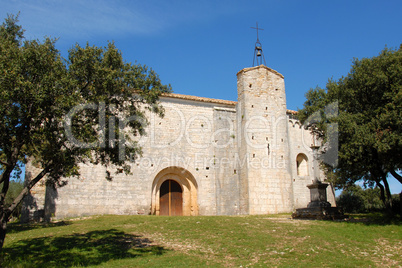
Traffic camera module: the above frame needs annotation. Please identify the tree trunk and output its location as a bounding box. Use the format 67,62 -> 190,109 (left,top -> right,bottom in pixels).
400,192 -> 402,216
0,163 -> 52,252
389,170 -> 402,215
0,166 -> 15,251
0,210 -> 8,252
329,182 -> 337,206
376,180 -> 386,208
382,176 -> 393,211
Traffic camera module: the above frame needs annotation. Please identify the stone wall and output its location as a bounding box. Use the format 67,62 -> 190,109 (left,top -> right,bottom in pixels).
287,117 -> 336,208
26,95 -> 240,220
212,107 -> 240,215
21,160 -> 47,222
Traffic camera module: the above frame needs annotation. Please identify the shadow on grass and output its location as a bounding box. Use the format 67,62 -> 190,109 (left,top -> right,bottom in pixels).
7,221 -> 72,234
1,229 -> 167,267
345,212 -> 401,226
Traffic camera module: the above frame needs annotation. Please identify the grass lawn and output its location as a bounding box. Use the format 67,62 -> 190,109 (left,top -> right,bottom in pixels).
1,214 -> 401,267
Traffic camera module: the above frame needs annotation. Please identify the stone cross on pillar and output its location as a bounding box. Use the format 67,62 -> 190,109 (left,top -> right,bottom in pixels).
307,144 -> 331,208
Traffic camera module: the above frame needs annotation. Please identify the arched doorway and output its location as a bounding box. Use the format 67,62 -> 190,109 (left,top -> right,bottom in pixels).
151,166 -> 198,216
160,180 -> 183,216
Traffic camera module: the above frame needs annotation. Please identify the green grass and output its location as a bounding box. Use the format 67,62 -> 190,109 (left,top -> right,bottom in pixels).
1,214 -> 401,267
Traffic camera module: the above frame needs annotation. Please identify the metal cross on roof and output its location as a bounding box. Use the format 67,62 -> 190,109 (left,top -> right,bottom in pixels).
251,22 -> 264,42
251,22 -> 266,66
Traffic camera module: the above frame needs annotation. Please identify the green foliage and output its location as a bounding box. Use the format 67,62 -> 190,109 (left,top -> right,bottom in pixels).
0,14 -> 170,182
0,13 -> 24,45
298,44 -> 402,208
336,185 -> 384,213
2,180 -> 23,220
0,13 -> 171,248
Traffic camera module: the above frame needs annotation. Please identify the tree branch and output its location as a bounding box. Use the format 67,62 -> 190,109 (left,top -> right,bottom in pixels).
390,169 -> 402,184
0,160 -> 10,167
0,166 -> 14,204
5,162 -> 53,220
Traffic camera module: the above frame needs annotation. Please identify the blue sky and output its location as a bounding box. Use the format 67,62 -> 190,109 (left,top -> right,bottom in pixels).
1,0 -> 401,193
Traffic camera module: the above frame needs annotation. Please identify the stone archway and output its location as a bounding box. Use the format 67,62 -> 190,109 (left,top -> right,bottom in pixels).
151,167 -> 198,216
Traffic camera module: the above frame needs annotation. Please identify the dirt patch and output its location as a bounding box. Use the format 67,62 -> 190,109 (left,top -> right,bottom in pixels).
371,238 -> 402,267
136,231 -> 239,267
262,215 -> 318,225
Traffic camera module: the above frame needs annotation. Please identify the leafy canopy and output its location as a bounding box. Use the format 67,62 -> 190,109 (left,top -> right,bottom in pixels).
0,13 -> 171,245
298,45 -> 402,196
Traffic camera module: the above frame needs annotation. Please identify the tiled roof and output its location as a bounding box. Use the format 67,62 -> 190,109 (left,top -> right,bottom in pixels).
162,92 -> 298,115
162,93 -> 237,106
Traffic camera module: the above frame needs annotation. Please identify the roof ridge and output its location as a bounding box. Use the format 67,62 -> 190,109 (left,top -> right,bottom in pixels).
161,92 -> 298,115
162,93 -> 237,106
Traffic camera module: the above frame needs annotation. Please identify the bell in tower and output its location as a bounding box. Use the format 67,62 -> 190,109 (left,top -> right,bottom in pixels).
256,45 -> 262,57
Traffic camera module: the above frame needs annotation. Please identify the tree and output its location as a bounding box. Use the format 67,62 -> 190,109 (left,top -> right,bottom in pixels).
0,15 -> 171,251
2,180 -> 23,220
336,185 -> 384,213
336,185 -> 366,213
298,44 -> 402,210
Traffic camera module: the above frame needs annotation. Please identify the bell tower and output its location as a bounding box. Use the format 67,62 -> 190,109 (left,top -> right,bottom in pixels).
236,25 -> 293,214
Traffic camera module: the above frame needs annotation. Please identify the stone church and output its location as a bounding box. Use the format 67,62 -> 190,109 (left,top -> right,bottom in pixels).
23,63 -> 336,221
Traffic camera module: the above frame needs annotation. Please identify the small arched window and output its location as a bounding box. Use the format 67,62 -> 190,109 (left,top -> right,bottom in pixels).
296,153 -> 309,176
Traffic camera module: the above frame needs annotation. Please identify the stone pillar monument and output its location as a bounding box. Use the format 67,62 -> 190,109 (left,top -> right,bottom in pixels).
292,144 -> 346,220
306,145 -> 331,208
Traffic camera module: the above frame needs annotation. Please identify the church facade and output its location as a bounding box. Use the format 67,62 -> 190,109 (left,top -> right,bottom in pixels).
23,65 -> 336,221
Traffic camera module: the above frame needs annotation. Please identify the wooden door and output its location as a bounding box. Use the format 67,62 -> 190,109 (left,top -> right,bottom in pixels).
159,180 -> 182,216
170,180 -> 183,216
159,180 -> 170,216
